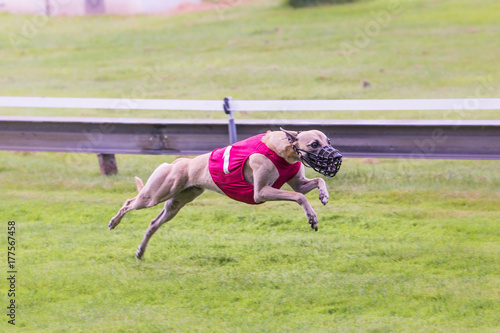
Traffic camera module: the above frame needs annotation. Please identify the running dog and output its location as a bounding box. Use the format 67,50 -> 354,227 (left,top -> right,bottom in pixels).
108,128 -> 342,259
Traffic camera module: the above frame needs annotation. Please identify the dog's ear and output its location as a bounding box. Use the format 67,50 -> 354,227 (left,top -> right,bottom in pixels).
280,127 -> 299,144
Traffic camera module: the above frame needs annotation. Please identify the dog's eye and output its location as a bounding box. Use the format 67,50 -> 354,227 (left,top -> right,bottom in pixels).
311,141 -> 319,148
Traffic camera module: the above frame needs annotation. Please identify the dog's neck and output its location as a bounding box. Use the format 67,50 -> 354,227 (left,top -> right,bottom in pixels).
262,131 -> 300,164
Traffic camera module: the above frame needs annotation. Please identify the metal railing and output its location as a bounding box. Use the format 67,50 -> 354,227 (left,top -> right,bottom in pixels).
1,97 -> 499,175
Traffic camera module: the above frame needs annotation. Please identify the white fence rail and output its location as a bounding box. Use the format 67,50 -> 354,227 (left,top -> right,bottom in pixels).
1,96 -> 500,111
1,96 -> 499,175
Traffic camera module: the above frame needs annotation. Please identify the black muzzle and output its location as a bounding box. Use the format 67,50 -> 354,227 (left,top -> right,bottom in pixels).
293,145 -> 342,177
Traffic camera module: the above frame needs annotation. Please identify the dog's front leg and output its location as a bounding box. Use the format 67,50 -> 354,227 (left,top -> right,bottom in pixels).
287,165 -> 329,205
248,155 -> 320,230
296,178 -> 329,206
254,186 -> 319,231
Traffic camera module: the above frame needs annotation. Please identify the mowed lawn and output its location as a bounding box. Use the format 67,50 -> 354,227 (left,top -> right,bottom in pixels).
0,152 -> 499,332
1,0 -> 500,332
0,0 -> 499,119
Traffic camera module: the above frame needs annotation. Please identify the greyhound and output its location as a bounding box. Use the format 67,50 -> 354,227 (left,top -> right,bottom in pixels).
108,128 -> 342,259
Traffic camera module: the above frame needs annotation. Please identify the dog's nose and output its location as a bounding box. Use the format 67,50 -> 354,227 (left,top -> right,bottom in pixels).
333,149 -> 342,159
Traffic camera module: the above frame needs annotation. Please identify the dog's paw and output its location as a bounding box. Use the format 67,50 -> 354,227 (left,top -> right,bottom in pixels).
136,246 -> 144,260
319,192 -> 329,206
108,219 -> 118,230
308,214 -> 319,232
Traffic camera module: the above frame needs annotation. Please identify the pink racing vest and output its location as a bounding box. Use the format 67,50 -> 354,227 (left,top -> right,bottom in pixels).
209,134 -> 301,205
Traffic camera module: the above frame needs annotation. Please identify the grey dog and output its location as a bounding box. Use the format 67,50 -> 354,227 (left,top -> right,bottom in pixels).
108,128 -> 342,259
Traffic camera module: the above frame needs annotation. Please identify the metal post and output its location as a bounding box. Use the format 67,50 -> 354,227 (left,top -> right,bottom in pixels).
85,0 -> 106,14
97,153 -> 118,176
223,97 -> 237,144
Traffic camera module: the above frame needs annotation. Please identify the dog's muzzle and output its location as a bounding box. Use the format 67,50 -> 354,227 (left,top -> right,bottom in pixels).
293,145 -> 342,177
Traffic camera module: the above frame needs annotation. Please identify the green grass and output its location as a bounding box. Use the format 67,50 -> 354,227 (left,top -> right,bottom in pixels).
0,0 -> 499,119
1,0 -> 500,331
1,152 -> 499,332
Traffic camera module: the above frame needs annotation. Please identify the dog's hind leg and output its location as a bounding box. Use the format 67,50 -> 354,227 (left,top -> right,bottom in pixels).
108,162 -> 186,230
136,186 -> 204,260
108,196 -> 146,230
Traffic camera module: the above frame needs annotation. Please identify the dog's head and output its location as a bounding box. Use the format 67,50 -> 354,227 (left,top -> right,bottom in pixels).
280,128 -> 342,177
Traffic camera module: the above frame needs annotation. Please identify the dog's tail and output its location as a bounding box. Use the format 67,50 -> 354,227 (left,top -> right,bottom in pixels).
134,176 -> 144,192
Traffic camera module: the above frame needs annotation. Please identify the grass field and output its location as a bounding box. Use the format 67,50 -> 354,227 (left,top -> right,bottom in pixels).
1,0 -> 500,332
1,152 -> 499,332
0,0 -> 499,119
